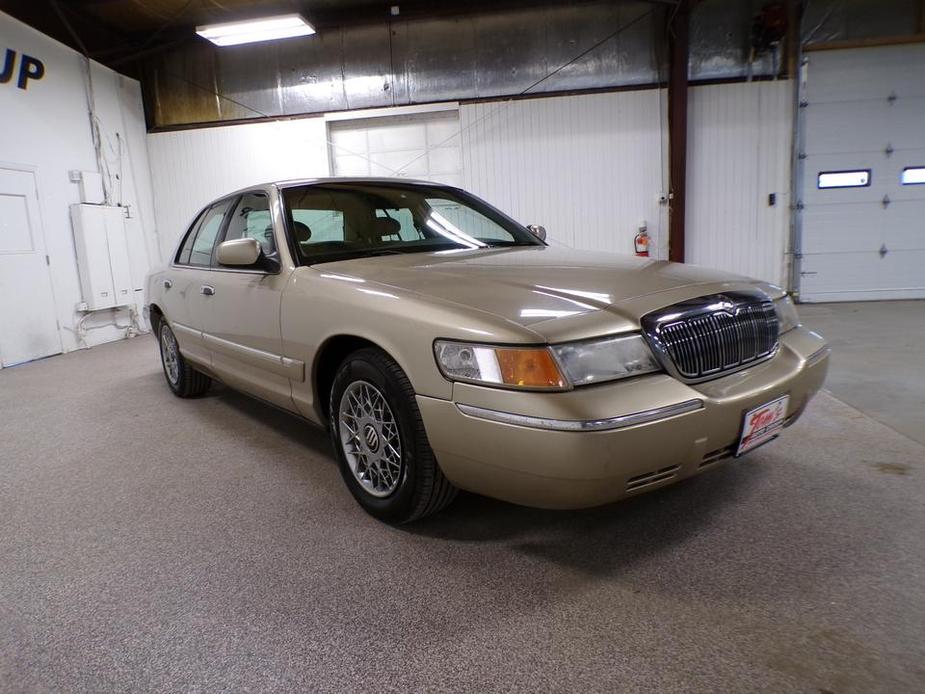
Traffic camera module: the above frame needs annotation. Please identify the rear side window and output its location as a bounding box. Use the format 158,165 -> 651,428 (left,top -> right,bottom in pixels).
223,192 -> 276,256
176,209 -> 206,265
176,201 -> 232,267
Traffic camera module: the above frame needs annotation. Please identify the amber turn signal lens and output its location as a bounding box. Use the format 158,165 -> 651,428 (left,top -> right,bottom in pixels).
496,348 -> 566,388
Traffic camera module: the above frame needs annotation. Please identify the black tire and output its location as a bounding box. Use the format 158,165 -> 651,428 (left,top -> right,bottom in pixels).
329,347 -> 457,523
158,321 -> 211,398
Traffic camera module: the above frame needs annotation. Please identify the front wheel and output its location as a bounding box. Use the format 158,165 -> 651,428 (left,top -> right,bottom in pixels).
158,322 -> 211,398
329,348 -> 457,523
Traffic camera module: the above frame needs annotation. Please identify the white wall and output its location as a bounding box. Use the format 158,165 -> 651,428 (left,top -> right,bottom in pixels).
0,11 -> 157,352
686,80 -> 794,286
147,118 -> 330,259
461,91 -> 670,258
146,82 -> 793,285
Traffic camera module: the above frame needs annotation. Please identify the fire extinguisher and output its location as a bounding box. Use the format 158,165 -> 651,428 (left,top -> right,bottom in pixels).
634,222 -> 650,257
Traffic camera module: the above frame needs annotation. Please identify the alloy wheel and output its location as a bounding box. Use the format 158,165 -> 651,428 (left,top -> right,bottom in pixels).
338,380 -> 403,497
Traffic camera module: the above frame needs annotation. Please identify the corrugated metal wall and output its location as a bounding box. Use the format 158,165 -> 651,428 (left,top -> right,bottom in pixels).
147,117 -> 330,259
460,90 -> 669,258
145,1 -> 662,128
147,82 -> 793,283
686,80 -> 793,286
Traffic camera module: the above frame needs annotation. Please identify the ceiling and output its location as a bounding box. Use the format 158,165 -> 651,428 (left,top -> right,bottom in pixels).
4,0 -> 625,74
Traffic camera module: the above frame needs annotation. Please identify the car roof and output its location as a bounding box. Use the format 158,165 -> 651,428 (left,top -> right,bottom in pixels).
221,177 -> 454,199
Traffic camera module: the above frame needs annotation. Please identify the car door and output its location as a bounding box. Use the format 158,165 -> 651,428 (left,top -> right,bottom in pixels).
160,199 -> 234,367
200,190 -> 299,409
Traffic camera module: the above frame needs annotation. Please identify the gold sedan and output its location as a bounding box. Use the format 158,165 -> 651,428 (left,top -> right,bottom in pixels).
145,179 -> 830,523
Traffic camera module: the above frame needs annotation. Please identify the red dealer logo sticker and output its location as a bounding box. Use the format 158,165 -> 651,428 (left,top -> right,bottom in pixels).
736,395 -> 789,456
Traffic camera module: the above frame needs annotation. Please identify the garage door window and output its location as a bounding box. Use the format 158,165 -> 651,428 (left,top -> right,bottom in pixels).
901,167 -> 925,185
817,170 -> 871,189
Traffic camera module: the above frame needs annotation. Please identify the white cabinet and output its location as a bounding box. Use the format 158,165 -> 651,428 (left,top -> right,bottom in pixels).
70,204 -> 134,310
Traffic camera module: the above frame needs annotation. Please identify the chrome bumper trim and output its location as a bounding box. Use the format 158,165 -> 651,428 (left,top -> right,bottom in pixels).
455,398 -> 704,432
805,345 -> 831,368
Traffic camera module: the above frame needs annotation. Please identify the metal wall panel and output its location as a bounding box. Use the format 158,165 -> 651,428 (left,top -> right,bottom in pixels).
689,0 -> 775,80
685,80 -> 794,286
460,90 -> 670,259
802,0 -> 920,44
146,117 -> 331,259
329,111 -> 463,186
146,1 -> 666,127
147,81 -> 795,288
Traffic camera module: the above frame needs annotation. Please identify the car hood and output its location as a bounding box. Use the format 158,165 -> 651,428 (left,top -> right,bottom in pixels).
313,246 -> 779,342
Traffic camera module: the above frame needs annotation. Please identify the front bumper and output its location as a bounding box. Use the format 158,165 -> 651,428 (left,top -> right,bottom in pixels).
416,327 -> 830,509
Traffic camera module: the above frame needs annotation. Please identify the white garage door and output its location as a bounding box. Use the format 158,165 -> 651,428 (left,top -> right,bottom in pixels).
328,110 -> 462,187
797,44 -> 925,302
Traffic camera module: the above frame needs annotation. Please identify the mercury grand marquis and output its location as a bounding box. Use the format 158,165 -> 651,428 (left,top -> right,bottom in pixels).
145,178 -> 830,523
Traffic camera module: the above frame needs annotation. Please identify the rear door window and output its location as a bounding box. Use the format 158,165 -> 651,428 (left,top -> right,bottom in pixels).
177,200 -> 233,267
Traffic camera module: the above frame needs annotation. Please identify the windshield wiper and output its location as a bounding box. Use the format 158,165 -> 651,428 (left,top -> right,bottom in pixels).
482,241 -> 532,248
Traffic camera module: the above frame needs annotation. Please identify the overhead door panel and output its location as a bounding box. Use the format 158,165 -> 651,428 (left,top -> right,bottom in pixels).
797,44 -> 925,302
329,110 -> 463,187
800,45 -> 925,102
803,99 -> 925,155
801,202 -> 925,254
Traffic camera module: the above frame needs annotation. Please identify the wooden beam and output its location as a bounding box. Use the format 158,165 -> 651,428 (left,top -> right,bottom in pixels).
804,33 -> 925,52
667,0 -> 690,263
783,0 -> 800,78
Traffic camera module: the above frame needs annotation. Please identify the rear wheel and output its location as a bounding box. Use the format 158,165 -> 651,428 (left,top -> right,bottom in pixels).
158,322 -> 211,398
329,347 -> 457,523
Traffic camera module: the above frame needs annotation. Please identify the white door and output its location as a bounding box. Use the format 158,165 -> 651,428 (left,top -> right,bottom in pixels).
797,44 -> 925,302
0,168 -> 61,367
329,111 -> 463,187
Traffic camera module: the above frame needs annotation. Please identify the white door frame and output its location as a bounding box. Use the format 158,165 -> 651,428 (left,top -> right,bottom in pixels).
0,161 -> 63,366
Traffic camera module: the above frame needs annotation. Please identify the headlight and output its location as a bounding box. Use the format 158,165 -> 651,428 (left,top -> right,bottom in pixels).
774,295 -> 801,334
434,341 -> 568,390
551,334 -> 661,386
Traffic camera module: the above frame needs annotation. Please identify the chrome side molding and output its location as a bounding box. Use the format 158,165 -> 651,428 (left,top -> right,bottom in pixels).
455,398 -> 703,432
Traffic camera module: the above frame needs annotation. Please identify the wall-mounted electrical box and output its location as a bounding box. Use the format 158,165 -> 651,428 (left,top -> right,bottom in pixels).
70,204 -> 133,311
68,170 -> 106,204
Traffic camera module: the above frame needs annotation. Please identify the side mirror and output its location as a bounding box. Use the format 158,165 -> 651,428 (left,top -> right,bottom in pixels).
217,238 -> 261,267
527,224 -> 547,242
216,237 -> 279,272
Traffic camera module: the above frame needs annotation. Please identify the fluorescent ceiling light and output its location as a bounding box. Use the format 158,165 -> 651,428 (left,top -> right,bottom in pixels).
196,14 -> 316,47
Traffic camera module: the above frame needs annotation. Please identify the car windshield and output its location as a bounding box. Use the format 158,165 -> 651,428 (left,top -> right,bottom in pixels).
280,182 -> 542,265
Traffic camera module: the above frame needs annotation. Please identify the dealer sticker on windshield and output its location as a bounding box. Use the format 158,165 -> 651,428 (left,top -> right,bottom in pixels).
736,395 -> 790,456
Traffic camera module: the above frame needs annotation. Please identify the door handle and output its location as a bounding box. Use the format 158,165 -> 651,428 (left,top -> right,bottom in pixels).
163,279 -> 172,289
200,285 -> 215,296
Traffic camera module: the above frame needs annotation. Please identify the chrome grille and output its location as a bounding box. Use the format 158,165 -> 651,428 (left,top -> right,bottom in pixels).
642,292 -> 780,382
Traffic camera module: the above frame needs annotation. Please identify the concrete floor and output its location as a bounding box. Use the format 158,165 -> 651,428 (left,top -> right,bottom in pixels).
799,300 -> 925,445
1,320 -> 924,693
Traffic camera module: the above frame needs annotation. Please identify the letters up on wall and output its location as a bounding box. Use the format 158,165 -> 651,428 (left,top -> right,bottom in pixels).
0,48 -> 45,90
